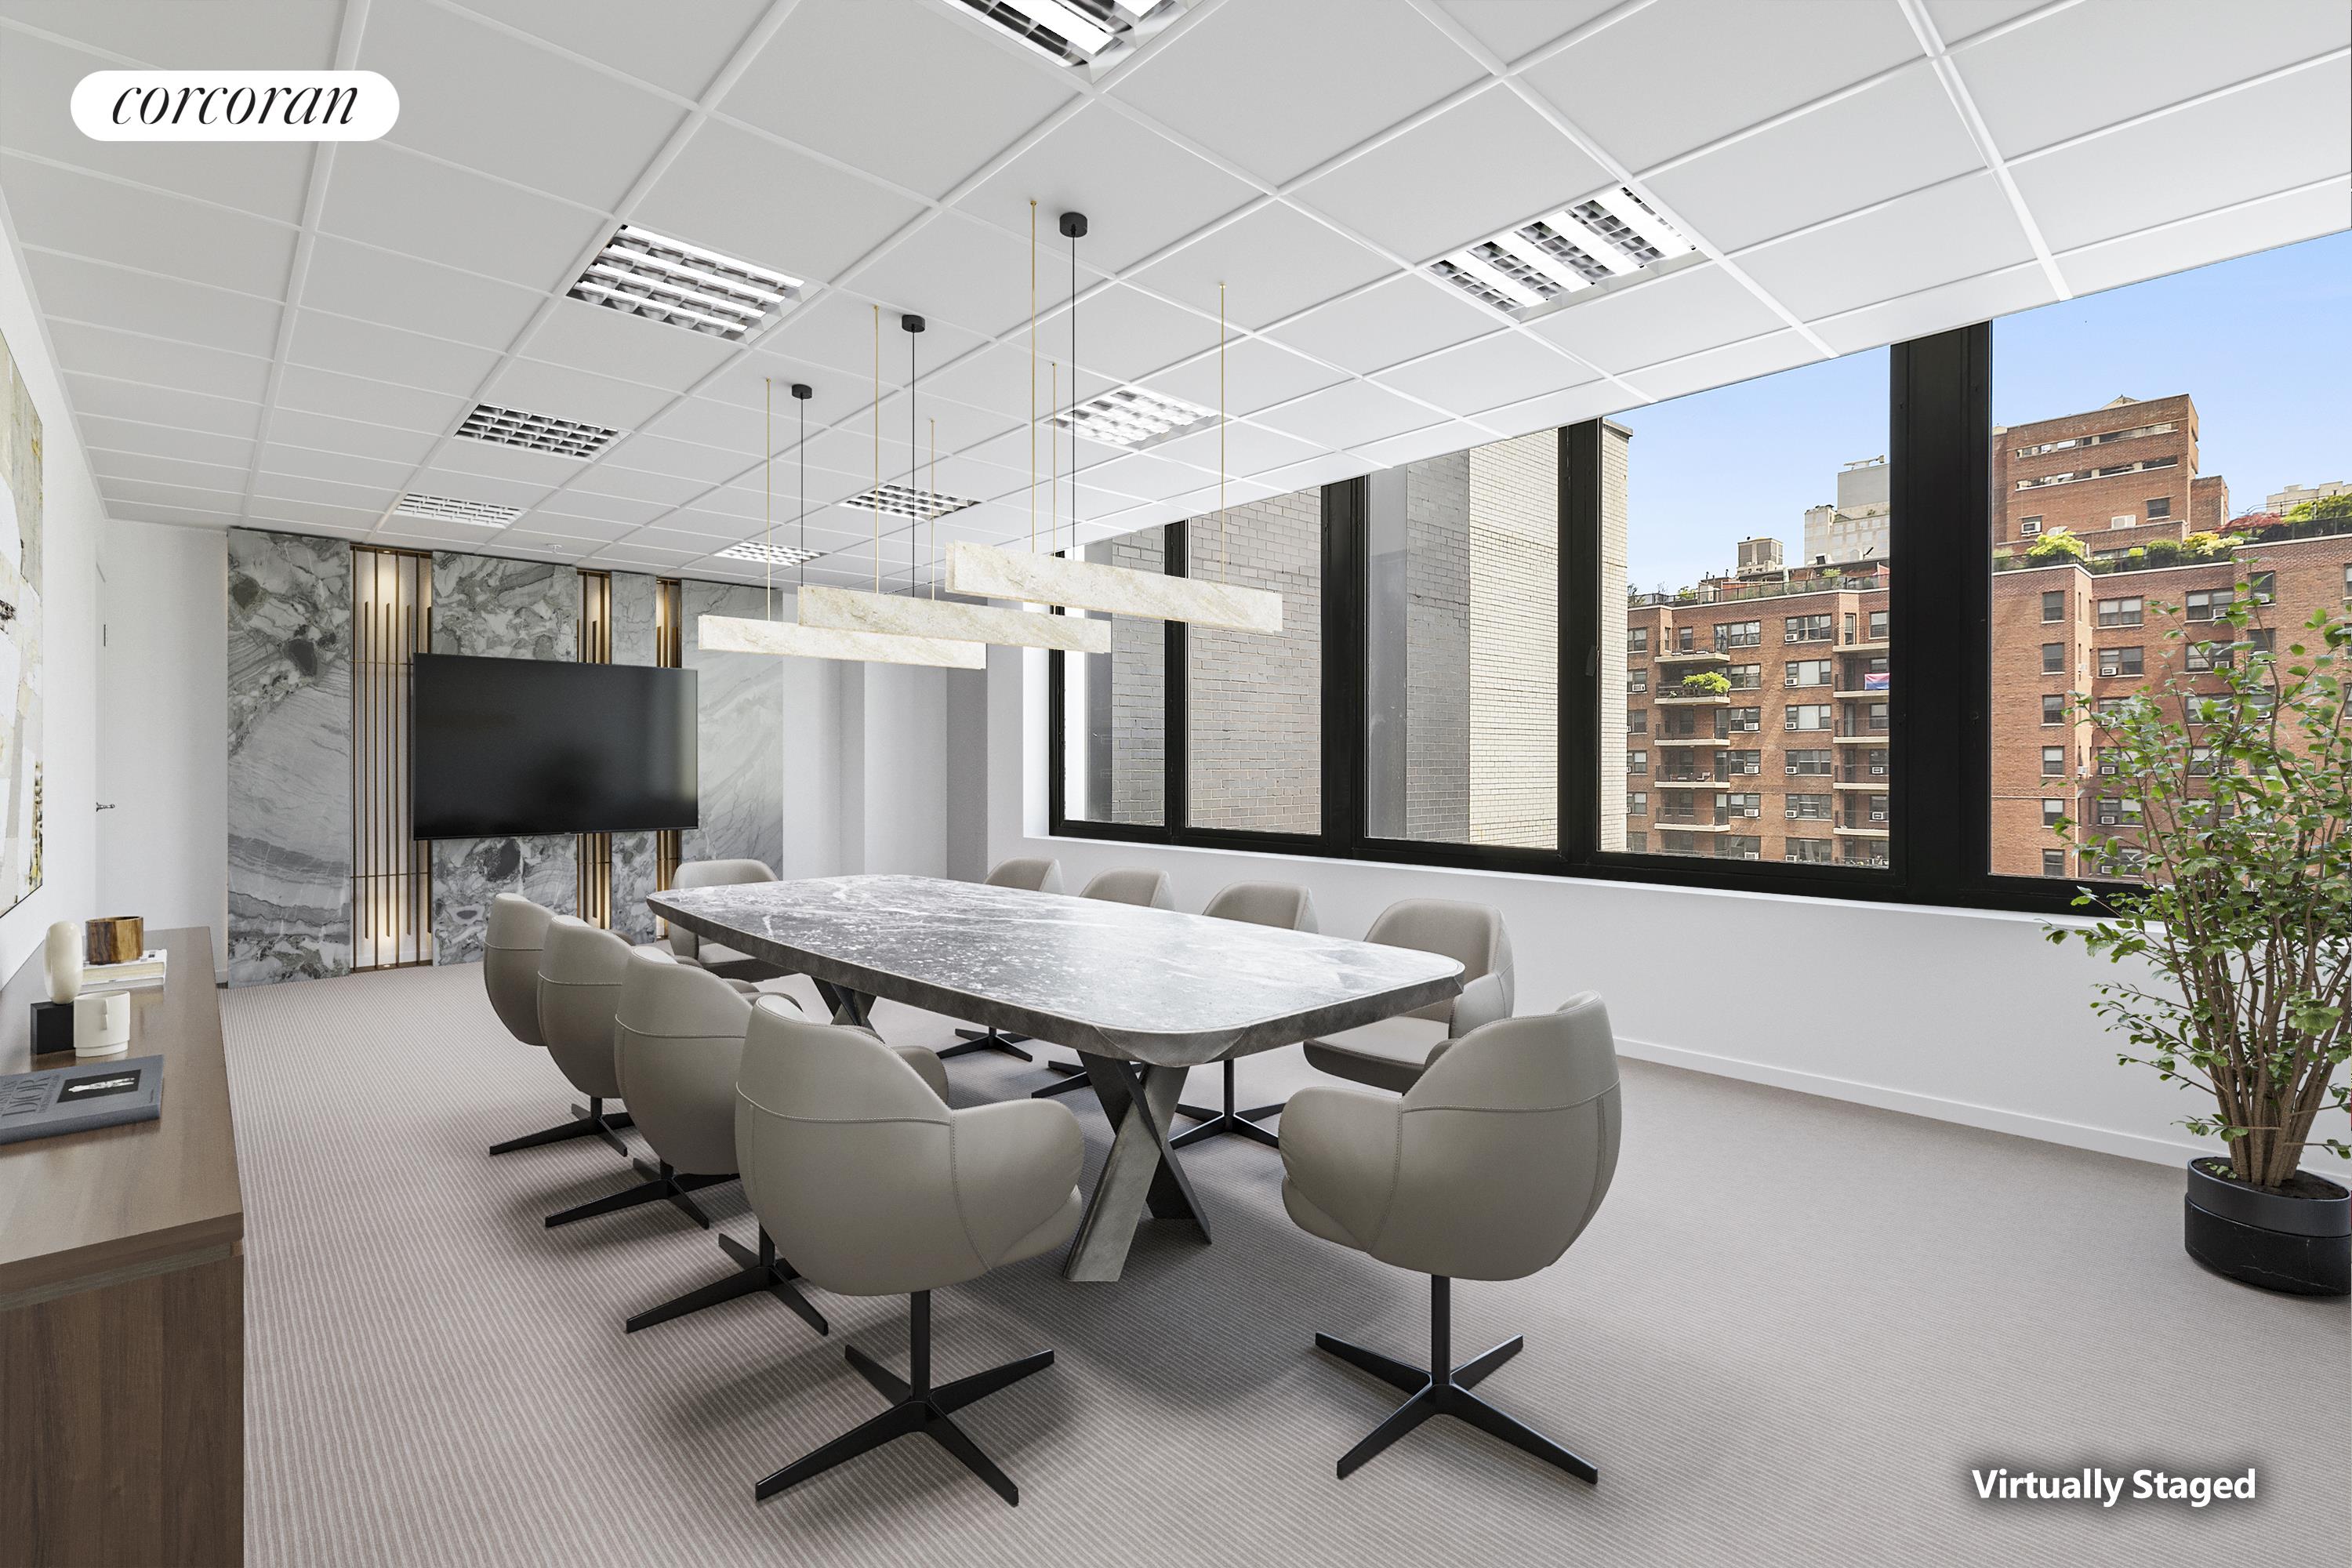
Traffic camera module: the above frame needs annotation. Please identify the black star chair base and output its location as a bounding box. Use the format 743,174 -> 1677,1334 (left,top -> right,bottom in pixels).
546,1156 -> 731,1230
735,1004 -> 1084,1508
1174,1060 -> 1285,1149
628,1227 -> 827,1337
1172,881 -> 1320,1148
1283,996 -> 1623,1487
488,1096 -> 633,1158
936,858 -> 1062,1067
481,895 -> 637,1162
1029,866 -> 1178,1099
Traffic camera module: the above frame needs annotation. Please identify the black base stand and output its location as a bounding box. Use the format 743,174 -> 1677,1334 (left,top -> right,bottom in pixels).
754,1290 -> 1053,1507
490,1097 -> 634,1158
1173,1060 -> 1283,1149
1031,1061 -> 1091,1099
545,1158 -> 731,1229
626,1227 -> 829,1336
939,1027 -> 1034,1063
1316,1276 -> 1597,1484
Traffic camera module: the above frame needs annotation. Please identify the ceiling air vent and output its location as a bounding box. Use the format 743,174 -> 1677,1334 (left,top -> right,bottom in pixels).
455,403 -> 622,460
1050,384 -> 1210,448
844,483 -> 978,521
568,224 -> 800,340
1433,186 -> 1698,318
716,540 -> 824,566
393,492 -> 521,526
949,0 -> 1187,74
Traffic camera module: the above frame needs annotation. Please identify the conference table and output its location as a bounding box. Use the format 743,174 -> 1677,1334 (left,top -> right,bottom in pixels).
649,874 -> 1463,1283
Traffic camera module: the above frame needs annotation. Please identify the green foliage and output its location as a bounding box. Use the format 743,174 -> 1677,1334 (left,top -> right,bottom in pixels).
2143,537 -> 2183,566
2047,597 -> 2352,1188
2285,494 -> 2352,522
1679,670 -> 1733,697
2025,528 -> 2089,564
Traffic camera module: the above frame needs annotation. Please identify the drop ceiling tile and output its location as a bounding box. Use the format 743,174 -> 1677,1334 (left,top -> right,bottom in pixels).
1428,0 -> 1622,64
1127,202 -> 1396,331
695,351 -> 892,426
0,1 -> 339,67
252,470 -> 398,511
266,406 -> 440,467
1078,451 -> 1216,501
565,463 -> 705,506
2053,182 -> 2350,299
433,434 -> 590,489
45,320 -> 270,403
493,529 -> 604,556
479,357 -> 673,434
296,236 -> 546,351
1052,284 -> 1217,384
64,372 -> 261,440
1922,0 -> 2047,43
1244,379 -> 1443,450
723,0 -> 1076,201
248,497 -> 387,532
634,118 -> 926,288
1138,336 -> 1349,416
84,448 -> 249,493
275,364 -> 467,436
1621,328 -> 1819,403
1266,275 -> 1501,374
286,310 -> 504,396
2011,63 -> 2351,253
958,421 -> 1123,477
257,442 -> 426,492
20,251 -> 281,357
1294,88 -> 1609,263
1528,263 -> 1781,374
401,464 -> 556,510
1161,476 -> 1281,517
604,432 -> 755,485
1373,329 -> 1598,416
521,299 -> 739,391
1733,172 -> 2033,321
452,0 -> 772,98
102,473 -> 245,512
848,212 -> 1106,341
0,26 -> 315,223
528,488 -> 668,525
1813,261 -> 2056,358
0,153 -> 296,296
317,143 -> 604,291
917,341 -> 1043,419
368,513 -> 500,544
956,101 -> 1259,274
1955,0 -> 2350,160
103,499 -> 239,528
1645,62 -> 1981,253
1112,0 -> 1483,187
77,413 -> 255,470
1351,419 -> 1494,470
509,510 -> 635,543
1523,0 -> 1923,174
361,0 -> 686,210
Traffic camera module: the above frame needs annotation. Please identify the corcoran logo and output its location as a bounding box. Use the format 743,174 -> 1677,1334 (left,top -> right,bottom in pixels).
71,71 -> 399,142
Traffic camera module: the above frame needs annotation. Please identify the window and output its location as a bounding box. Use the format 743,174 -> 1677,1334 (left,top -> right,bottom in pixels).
2096,646 -> 2143,677
2042,849 -> 2067,877
2020,516 -> 2043,536
1715,619 -> 1761,650
1860,747 -> 1889,779
1059,528 -> 1167,827
2187,639 -> 2230,672
2041,590 -> 2065,622
1717,706 -> 1762,735
1723,791 -> 1762,819
1786,659 -> 1832,688
2041,693 -> 2065,725
1628,626 -> 1648,654
1625,831 -> 1646,851
1627,791 -> 1647,816
1784,613 -> 1832,644
2041,746 -> 2066,777
1785,703 -> 1832,731
1722,835 -> 1762,860
1868,609 -> 1888,641
2145,497 -> 2170,520
1787,837 -> 1835,863
1627,750 -> 1646,775
2343,563 -> 2350,601
2041,642 -> 2065,675
2096,597 -> 2143,628
1627,708 -> 1647,735
1851,701 -> 1889,735
1190,493 -> 1322,834
2042,799 -> 2065,828
2245,568 -> 2274,604
2094,797 -> 2142,829
1726,663 -> 1762,690
1785,748 -> 1831,777
1628,668 -> 1648,694
1722,750 -> 1762,776
1787,793 -> 1832,821
2186,588 -> 2230,622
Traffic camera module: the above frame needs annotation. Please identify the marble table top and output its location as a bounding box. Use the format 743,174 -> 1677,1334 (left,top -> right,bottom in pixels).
649,874 -> 1463,1067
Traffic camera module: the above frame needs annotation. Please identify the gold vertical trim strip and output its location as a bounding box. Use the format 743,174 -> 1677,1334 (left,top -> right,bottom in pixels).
351,546 -> 433,970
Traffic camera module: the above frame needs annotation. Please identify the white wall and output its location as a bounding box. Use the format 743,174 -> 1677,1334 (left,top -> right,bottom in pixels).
840,661 -> 946,877
985,647 -> 2254,1171
0,194 -> 100,987
97,521 -> 227,972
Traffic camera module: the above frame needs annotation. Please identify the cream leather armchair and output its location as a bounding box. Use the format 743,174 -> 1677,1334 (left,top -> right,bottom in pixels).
1282,995 -> 1621,1485
1303,899 -> 1514,1094
483,893 -> 632,1158
736,1003 -> 1082,1507
1172,880 -> 1319,1149
667,858 -> 789,982
940,857 -> 1065,1065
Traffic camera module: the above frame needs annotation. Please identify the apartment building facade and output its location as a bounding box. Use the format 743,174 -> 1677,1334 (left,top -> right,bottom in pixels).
1991,392 -> 2229,555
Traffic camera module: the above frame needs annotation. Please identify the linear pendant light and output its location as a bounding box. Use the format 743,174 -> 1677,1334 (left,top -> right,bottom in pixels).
797,312 -> 1110,655
945,209 -> 1282,637
695,373 -> 983,670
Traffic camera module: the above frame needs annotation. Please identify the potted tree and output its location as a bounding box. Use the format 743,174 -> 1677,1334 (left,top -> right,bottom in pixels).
2051,597 -> 2350,1294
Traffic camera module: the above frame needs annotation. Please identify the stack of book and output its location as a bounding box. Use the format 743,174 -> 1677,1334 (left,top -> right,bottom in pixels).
80,949 -> 166,992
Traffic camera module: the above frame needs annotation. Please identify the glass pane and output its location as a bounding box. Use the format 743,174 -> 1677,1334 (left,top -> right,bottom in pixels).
1060,528 -> 1163,826
1988,231 -> 2352,880
1603,347 -> 1892,866
1186,488 -> 1321,833
1364,430 -> 1559,848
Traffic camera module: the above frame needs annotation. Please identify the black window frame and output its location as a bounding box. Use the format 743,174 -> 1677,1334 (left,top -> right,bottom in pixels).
1049,322 -> 2127,916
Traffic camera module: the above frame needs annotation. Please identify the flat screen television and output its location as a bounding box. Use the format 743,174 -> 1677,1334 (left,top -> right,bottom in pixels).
411,654 -> 698,839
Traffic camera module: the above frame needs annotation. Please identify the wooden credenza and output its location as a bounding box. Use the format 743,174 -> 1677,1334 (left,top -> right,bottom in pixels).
0,928 -> 242,1567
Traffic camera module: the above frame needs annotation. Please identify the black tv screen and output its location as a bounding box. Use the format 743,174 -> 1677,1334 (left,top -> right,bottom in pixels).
411,655 -> 698,839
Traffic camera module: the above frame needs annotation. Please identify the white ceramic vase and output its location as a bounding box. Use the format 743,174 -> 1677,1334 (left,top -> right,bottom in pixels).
43,920 -> 82,1004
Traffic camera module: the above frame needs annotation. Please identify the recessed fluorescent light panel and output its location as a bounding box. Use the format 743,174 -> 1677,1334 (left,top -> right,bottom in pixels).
844,483 -> 978,521
1432,187 -> 1698,318
394,492 -> 521,527
1051,385 -> 1211,450
715,540 -> 823,566
568,224 -> 800,340
455,403 -> 622,460
949,0 -> 1187,75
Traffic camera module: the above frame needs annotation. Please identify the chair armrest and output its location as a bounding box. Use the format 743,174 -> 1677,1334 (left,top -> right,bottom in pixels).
670,931 -> 701,962
1449,970 -> 1511,1038
893,1045 -> 950,1102
946,1099 -> 1085,1267
1278,1085 -> 1403,1252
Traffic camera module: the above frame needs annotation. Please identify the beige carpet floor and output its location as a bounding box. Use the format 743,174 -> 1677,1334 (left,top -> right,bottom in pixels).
220,961 -> 2348,1566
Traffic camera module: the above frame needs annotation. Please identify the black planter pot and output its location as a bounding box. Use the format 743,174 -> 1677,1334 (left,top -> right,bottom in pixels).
2183,1158 -> 2350,1297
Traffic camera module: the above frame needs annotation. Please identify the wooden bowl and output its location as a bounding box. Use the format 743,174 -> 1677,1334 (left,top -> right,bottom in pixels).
85,916 -> 145,967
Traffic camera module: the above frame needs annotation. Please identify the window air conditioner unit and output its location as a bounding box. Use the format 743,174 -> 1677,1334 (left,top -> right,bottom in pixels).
2100,662 -> 2119,677
1871,809 -> 1887,822
2019,519 -> 2041,536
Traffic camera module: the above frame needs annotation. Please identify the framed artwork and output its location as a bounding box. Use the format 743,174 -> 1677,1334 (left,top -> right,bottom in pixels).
0,326 -> 43,913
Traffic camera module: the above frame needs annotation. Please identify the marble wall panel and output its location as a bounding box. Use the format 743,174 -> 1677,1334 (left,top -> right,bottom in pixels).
607,570 -> 659,942
227,529 -> 352,985
681,582 -> 782,876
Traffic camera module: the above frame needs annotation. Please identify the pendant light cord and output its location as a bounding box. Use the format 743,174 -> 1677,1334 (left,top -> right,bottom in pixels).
797,390 -> 807,600
1029,200 -> 1037,556
1068,215 -> 1078,561
764,376 -> 774,619
1219,281 -> 1228,586
872,305 -> 881,595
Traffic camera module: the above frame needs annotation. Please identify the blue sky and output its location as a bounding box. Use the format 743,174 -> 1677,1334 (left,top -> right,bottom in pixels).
1615,228 -> 2352,593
